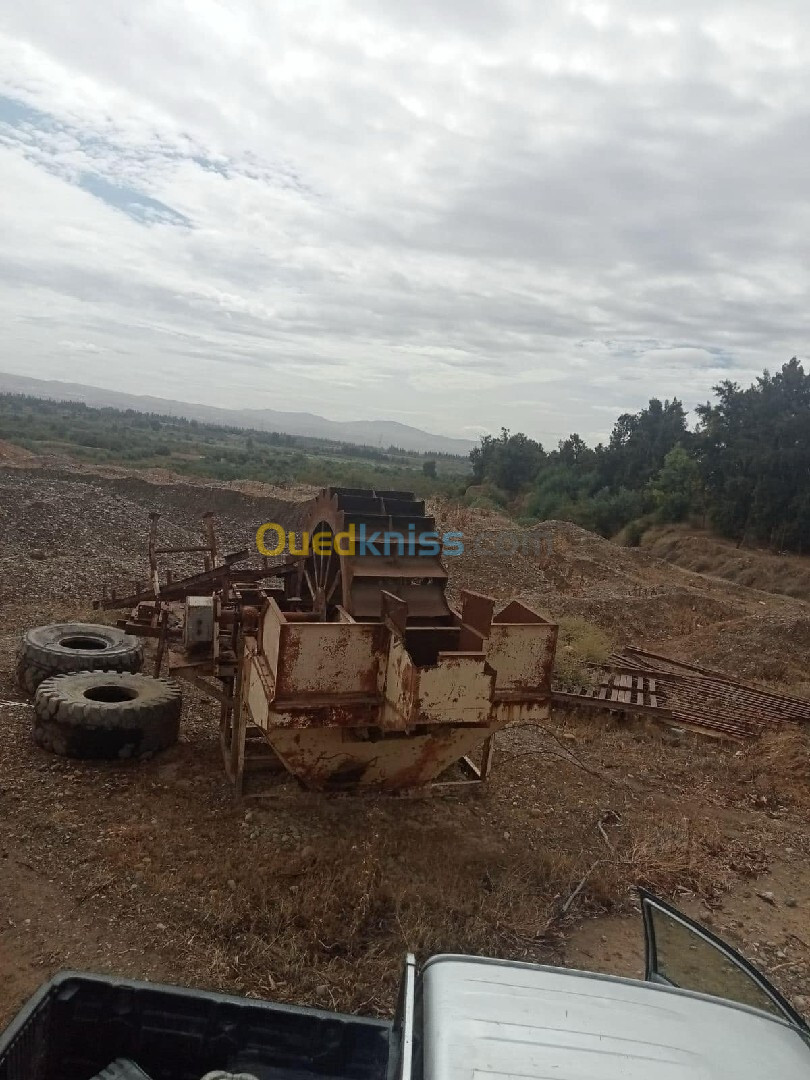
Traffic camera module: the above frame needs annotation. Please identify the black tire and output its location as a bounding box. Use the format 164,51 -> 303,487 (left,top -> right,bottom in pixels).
16,623 -> 143,694
33,672 -> 182,760
14,649 -> 52,696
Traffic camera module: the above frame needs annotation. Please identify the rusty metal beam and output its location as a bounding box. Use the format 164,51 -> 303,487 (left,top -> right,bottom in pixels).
562,648 -> 810,741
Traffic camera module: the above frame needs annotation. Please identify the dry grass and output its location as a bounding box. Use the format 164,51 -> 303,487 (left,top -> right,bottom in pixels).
99,811 -> 580,1010
67,698 -> 747,1016
431,498 -> 512,533
553,615 -> 613,690
95,797 -> 733,1014
734,727 -> 810,810
586,819 -> 726,908
644,525 -> 810,602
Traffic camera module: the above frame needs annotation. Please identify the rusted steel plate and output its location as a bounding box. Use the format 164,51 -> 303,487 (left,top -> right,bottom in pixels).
244,649 -> 273,731
492,699 -> 551,726
485,623 -> 557,692
264,721 -> 509,791
269,701 -> 381,730
415,653 -> 494,725
380,635 -> 417,732
460,591 -> 496,638
276,621 -> 383,699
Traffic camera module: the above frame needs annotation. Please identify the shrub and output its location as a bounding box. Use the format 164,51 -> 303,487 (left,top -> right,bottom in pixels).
553,616 -> 613,690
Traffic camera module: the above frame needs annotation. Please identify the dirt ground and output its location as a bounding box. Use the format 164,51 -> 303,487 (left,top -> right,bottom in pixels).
1,461 -> 809,1028
644,523 -> 810,605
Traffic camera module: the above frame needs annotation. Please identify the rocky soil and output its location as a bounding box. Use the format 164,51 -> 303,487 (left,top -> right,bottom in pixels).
1,461 -> 808,1028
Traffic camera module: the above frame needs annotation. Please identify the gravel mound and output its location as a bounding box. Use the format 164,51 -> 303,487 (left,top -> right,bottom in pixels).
0,466 -> 308,633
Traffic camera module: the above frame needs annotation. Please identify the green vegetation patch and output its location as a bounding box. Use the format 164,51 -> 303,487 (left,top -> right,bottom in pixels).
0,394 -> 470,495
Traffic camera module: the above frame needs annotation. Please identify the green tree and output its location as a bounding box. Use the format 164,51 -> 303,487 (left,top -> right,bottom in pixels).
650,445 -> 702,523
601,398 -> 689,490
696,359 -> 810,549
469,428 -> 544,493
558,433 -> 592,467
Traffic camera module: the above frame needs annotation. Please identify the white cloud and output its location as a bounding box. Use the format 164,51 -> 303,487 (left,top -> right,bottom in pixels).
0,0 -> 808,443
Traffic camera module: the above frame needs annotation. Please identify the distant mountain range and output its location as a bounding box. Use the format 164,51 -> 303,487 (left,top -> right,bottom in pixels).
0,373 -> 475,456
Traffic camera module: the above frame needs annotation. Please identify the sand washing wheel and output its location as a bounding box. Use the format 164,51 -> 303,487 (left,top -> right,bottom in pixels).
108,487 -> 559,794
216,485 -> 559,793
299,487 -> 453,624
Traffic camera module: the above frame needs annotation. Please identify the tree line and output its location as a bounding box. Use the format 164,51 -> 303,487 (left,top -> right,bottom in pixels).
469,359 -> 810,553
0,394 -> 465,493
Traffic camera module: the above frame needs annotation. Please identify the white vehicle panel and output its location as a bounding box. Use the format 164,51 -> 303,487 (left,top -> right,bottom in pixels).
421,956 -> 810,1080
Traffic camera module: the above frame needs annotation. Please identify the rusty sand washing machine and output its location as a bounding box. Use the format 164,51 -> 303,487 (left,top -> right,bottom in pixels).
103,488 -> 559,795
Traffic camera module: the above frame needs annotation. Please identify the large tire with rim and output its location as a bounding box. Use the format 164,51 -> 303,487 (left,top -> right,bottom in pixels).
33,672 -> 182,760
15,622 -> 143,695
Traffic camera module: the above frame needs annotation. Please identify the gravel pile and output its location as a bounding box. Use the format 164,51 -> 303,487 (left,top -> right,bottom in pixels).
0,466 -> 309,633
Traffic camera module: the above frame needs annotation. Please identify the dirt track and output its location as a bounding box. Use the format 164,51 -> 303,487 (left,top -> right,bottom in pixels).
1,462 -> 809,1025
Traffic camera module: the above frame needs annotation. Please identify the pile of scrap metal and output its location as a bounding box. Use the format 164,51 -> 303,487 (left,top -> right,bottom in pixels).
552,646 -> 810,741
98,488 -> 559,795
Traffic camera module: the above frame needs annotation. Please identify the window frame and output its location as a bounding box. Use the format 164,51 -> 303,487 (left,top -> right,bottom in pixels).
639,887 -> 808,1032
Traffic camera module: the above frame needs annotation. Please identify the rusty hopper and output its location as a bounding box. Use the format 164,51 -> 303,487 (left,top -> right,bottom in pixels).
105,488 -> 558,795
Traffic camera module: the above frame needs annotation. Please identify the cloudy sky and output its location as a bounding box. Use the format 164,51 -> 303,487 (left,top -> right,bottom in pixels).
0,1 -> 808,443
